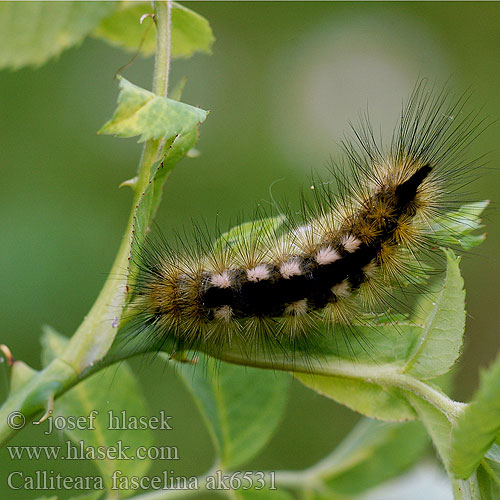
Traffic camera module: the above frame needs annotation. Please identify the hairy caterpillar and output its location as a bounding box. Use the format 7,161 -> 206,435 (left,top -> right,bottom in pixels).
126,83 -> 483,360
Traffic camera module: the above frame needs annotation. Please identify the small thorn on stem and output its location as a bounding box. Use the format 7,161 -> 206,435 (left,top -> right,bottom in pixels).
140,13 -> 155,25
119,176 -> 138,190
0,344 -> 14,366
33,393 -> 54,425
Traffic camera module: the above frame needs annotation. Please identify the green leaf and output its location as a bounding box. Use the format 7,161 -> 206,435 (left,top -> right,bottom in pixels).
292,321 -> 421,421
146,129 -> 200,223
408,394 -> 453,471
411,396 -> 480,500
93,2 -> 215,59
315,418 -> 428,495
477,445 -> 500,500
452,350 -> 500,479
297,373 -> 417,422
313,323 -> 424,367
99,76 -> 208,142
214,214 -> 287,255
10,361 -> 38,393
177,355 -> 289,469
453,474 -> 481,500
395,247 -> 434,287
40,325 -> 68,366
430,201 -> 488,250
0,2 -> 115,70
170,76 -> 188,102
403,249 -> 465,379
43,331 -> 154,492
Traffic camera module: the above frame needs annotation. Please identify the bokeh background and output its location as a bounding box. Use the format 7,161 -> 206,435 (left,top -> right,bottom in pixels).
1,2 -> 500,498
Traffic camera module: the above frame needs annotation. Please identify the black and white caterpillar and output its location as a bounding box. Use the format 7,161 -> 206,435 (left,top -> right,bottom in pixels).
127,83 -> 482,357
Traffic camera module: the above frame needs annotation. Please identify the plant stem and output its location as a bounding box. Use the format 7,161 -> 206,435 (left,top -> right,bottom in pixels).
153,0 -> 172,99
214,350 -> 465,422
91,330 -> 465,424
0,0 -> 173,447
62,0 -> 173,373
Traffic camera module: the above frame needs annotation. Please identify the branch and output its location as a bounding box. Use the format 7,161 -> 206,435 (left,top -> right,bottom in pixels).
0,0 -> 173,447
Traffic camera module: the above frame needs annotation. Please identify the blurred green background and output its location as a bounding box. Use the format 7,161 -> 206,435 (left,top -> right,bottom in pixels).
1,2 -> 500,498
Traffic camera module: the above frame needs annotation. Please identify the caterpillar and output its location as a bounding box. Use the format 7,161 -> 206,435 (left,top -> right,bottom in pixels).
125,82 -> 483,360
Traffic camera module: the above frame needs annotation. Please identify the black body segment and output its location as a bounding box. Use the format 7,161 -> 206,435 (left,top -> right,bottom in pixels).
197,164 -> 433,319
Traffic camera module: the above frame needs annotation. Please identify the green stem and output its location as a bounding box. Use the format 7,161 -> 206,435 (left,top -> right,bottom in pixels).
94,332 -> 464,424
0,0 -> 173,447
214,350 -> 465,422
153,0 -> 172,99
452,473 -> 481,500
62,0 -> 173,373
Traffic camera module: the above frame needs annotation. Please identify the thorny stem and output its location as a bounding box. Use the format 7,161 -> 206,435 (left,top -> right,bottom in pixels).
138,0 -> 172,183
64,0 -> 173,372
0,0 -> 173,447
